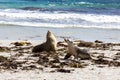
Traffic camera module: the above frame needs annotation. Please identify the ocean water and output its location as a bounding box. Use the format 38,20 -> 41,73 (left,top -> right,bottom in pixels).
0,0 -> 120,42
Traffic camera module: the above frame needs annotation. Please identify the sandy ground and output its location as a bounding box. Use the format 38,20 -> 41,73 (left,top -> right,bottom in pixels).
0,40 -> 120,80
0,67 -> 120,80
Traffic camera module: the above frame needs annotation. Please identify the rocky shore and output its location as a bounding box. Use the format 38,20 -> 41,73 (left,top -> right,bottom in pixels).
0,40 -> 120,80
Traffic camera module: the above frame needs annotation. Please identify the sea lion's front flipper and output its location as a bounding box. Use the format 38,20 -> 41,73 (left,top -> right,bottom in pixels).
64,53 -> 71,59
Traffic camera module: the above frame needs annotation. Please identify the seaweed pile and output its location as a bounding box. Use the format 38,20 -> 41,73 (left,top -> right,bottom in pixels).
0,40 -> 120,73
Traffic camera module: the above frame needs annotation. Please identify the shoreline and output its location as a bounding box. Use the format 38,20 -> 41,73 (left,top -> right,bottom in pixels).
0,26 -> 120,42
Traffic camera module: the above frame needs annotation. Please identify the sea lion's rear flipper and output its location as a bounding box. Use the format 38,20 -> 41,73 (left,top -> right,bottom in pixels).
64,53 -> 71,59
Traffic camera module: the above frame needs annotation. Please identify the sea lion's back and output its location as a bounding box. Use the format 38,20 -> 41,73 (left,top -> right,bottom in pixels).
32,43 -> 45,53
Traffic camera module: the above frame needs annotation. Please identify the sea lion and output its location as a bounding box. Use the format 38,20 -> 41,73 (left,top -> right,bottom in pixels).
32,30 -> 57,53
64,39 -> 91,60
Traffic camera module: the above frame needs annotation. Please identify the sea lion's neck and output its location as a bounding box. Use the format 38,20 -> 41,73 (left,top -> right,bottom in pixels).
46,33 -> 56,43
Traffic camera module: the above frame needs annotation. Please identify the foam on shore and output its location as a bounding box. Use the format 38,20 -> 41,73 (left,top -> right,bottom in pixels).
0,9 -> 120,29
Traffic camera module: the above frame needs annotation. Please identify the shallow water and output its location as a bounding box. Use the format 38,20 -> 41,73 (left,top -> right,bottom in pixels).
0,26 -> 120,42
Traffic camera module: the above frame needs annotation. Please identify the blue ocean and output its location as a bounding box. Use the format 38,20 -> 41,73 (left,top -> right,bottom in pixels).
0,0 -> 120,42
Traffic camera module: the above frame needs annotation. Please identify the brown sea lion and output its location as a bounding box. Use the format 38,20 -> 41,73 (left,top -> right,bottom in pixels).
32,30 -> 57,53
64,39 -> 91,60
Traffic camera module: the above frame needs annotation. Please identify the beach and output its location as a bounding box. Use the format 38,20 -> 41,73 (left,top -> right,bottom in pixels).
0,34 -> 120,80
0,0 -> 120,80
0,20 -> 120,80
0,67 -> 120,80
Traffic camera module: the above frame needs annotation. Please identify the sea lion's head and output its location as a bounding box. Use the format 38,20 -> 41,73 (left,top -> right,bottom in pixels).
47,30 -> 52,38
46,30 -> 57,43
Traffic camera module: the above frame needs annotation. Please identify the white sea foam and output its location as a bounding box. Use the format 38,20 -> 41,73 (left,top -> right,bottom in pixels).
77,2 -> 93,5
0,9 -> 120,29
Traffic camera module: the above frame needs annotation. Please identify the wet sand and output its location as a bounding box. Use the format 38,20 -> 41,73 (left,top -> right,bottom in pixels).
0,26 -> 120,42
